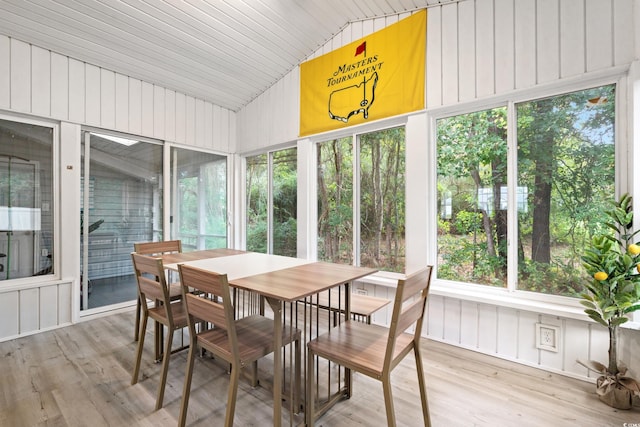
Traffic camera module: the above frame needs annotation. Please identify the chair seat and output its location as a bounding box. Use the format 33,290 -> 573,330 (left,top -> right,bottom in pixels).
308,320 -> 415,379
198,314 -> 300,366
148,300 -> 189,328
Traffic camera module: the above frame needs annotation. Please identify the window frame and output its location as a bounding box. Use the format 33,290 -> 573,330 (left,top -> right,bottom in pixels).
242,144 -> 298,255
0,112 -> 59,288
428,71 -> 627,311
311,118 -> 409,275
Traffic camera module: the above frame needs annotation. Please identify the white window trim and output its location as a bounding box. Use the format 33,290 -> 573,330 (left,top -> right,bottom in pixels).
427,69 -> 630,322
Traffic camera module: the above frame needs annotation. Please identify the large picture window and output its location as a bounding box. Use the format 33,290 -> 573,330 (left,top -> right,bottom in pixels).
317,126 -> 406,273
436,84 -> 616,297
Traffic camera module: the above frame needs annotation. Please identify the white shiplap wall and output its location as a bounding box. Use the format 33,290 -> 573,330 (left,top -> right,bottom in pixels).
0,34 -> 237,340
237,0 -> 639,382
238,0 -> 636,148
0,35 -> 237,152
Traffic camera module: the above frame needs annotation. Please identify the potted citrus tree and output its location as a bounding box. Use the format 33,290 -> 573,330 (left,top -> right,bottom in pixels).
580,193 -> 640,408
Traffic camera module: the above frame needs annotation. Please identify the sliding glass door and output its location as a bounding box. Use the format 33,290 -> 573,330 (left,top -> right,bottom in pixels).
80,131 -> 163,310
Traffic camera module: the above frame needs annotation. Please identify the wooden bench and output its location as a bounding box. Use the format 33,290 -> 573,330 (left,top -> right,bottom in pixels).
314,289 -> 391,324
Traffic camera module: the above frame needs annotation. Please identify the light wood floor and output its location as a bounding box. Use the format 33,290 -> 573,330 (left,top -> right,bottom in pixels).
0,310 -> 638,427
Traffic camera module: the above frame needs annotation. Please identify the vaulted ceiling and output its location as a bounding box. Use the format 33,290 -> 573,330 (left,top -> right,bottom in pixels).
0,0 -> 459,112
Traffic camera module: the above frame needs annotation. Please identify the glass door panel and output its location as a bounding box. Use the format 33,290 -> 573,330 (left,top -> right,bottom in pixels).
80,131 -> 163,311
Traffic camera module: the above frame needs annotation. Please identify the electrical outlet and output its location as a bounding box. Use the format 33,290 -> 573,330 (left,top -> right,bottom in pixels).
536,323 -> 559,352
355,289 -> 368,296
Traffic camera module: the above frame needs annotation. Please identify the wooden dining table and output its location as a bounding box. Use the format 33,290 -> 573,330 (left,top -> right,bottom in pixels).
162,249 -> 377,426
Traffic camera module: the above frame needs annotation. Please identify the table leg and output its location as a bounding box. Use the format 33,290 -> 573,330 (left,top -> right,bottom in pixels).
265,296 -> 282,427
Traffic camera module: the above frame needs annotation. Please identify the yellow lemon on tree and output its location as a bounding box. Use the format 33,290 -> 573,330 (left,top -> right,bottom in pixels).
594,271 -> 608,281
637,263 -> 640,274
629,244 -> 640,255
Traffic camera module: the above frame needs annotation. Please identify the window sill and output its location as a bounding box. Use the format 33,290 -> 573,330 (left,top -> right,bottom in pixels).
358,274 -> 591,322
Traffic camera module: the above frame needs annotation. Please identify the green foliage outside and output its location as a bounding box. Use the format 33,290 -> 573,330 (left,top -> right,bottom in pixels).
437,84 -> 615,297
176,152 -> 228,249
317,127 -> 406,272
246,149 -> 297,256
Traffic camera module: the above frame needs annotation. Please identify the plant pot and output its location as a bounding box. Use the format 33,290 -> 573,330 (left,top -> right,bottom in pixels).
596,375 -> 634,409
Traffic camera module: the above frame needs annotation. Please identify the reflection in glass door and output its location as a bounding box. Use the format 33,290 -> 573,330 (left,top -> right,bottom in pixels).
80,131 -> 163,311
0,157 -> 40,279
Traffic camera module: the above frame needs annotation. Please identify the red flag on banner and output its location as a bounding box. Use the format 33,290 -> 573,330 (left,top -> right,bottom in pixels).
355,41 -> 366,56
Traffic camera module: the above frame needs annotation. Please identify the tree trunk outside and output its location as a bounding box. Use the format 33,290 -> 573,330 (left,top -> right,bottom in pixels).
531,166 -> 552,264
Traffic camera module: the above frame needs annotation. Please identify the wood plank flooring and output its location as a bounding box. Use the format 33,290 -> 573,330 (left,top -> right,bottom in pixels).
0,310 -> 638,427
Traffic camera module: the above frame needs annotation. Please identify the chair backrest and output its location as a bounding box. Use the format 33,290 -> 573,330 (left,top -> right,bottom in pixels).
384,266 -> 433,367
177,264 -> 240,362
131,252 -> 173,316
134,240 -> 182,255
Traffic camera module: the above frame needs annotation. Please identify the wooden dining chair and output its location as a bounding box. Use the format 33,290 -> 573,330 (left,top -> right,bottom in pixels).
307,266 -> 433,427
130,252 -> 189,410
177,263 -> 302,427
133,240 -> 183,343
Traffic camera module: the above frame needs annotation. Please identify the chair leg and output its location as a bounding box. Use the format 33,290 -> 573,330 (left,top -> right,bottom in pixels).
134,297 -> 141,341
131,313 -> 148,385
155,327 -> 174,410
249,360 -> 259,387
294,336 -> 301,413
381,375 -> 396,427
178,341 -> 197,427
306,348 -> 315,427
414,345 -> 431,427
225,365 -> 241,427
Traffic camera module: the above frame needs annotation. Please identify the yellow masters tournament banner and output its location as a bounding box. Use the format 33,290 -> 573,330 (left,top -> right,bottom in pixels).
299,10 -> 426,136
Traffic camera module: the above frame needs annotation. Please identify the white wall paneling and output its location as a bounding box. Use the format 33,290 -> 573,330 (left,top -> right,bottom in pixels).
10,38 -> 30,113
443,297 -> 462,343
536,0 -> 560,84
51,53 -> 69,120
39,285 -> 58,329
164,89 -> 176,142
585,0 -> 613,72
195,98 -> 205,148
457,0 -> 476,100
514,0 -> 536,89
114,73 -> 129,131
153,85 -> 165,139
0,291 -> 19,338
0,35 -> 9,110
128,77 -> 142,135
85,64 -> 100,126
100,69 -> 116,130
441,3 -> 459,105
426,6 -> 443,107
0,35 -> 236,342
496,307 -> 518,359
475,0 -> 494,98
459,300 -> 479,346
559,0 -> 585,79
31,45 -> 50,117
68,58 -> 85,123
19,288 -> 39,333
185,95 -> 196,146
494,0 -> 515,94
140,81 -> 154,136
517,310 -> 540,363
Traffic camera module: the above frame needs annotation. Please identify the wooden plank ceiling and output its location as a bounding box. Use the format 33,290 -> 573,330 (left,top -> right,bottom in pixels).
0,0 -> 459,112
